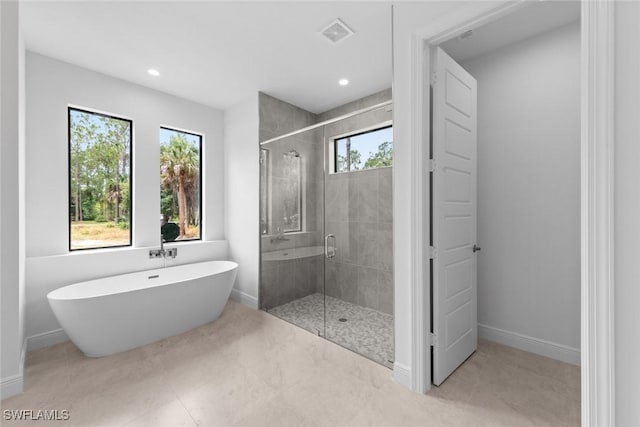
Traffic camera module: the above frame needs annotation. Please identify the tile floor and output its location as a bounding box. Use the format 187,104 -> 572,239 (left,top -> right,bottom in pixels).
1,300 -> 580,426
269,293 -> 393,368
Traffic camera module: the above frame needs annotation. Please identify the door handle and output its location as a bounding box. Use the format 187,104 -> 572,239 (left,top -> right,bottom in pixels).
473,244 -> 481,253
325,234 -> 336,259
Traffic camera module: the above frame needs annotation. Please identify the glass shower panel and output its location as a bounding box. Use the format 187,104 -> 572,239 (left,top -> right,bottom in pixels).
323,104 -> 394,368
259,127 -> 326,336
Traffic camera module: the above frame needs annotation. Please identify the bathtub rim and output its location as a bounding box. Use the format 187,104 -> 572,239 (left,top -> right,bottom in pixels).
47,260 -> 238,301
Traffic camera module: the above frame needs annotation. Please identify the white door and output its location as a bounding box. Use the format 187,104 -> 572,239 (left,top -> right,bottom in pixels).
431,47 -> 478,386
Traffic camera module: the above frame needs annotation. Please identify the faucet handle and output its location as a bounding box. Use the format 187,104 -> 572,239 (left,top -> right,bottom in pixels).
166,248 -> 178,258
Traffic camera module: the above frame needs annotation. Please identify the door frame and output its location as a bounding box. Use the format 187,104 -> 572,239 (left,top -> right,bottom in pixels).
405,1 -> 614,425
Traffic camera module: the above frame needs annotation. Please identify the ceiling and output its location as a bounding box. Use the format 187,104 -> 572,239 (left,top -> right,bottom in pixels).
441,0 -> 580,63
21,1 -> 393,114
21,1 -> 580,114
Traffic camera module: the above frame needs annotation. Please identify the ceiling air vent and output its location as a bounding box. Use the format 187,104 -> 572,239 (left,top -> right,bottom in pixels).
320,19 -> 354,45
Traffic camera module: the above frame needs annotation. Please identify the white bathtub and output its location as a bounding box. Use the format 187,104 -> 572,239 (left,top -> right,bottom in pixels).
47,260 -> 238,357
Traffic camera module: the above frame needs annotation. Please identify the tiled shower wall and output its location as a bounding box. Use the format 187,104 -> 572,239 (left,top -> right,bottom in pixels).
259,93 -> 324,309
323,167 -> 393,314
259,90 -> 393,314
321,90 -> 393,314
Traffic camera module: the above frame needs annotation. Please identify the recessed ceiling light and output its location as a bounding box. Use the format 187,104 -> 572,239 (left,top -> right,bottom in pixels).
147,69 -> 160,77
339,78 -> 349,86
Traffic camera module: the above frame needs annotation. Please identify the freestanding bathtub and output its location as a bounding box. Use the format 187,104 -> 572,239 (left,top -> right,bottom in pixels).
47,260 -> 238,357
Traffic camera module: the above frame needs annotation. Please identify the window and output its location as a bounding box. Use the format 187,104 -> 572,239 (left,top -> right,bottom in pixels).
260,148 -> 269,235
69,107 -> 132,250
160,127 -> 202,242
334,125 -> 393,173
281,150 -> 301,233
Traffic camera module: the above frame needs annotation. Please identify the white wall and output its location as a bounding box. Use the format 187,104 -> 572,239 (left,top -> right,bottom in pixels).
1,0 -> 27,399
224,96 -> 260,308
24,52 -> 228,344
460,22 -> 581,362
614,1 -> 640,424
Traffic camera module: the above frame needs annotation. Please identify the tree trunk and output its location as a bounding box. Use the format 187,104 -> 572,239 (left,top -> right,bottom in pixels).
74,188 -> 80,222
75,164 -> 83,222
115,170 -> 120,223
78,187 -> 83,222
178,176 -> 187,237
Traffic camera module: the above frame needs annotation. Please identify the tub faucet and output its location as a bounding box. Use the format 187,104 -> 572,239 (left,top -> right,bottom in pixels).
149,234 -> 177,259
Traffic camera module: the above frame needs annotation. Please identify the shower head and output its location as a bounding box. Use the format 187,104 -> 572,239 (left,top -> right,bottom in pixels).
284,150 -> 300,158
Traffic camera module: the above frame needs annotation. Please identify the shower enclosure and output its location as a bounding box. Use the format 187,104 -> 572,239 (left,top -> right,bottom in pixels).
259,101 -> 393,367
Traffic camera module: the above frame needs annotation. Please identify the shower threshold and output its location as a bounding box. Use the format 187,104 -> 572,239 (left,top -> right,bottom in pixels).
268,293 -> 394,369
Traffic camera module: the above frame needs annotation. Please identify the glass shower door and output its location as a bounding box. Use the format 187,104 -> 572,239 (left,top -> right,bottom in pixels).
322,104 -> 394,367
258,103 -> 394,368
259,127 -> 326,337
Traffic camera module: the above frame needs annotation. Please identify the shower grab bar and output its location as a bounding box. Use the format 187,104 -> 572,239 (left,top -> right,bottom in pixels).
325,234 -> 336,259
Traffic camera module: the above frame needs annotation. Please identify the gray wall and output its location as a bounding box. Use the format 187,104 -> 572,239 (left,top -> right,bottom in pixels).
324,167 -> 393,314
322,91 -> 393,314
317,88 -> 392,122
460,22 -> 581,354
259,93 -> 324,309
615,1 -> 640,424
259,92 -> 316,143
1,0 -> 26,397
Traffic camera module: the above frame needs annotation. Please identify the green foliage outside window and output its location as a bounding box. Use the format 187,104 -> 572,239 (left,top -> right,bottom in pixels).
160,129 -> 201,241
335,125 -> 393,173
69,108 -> 132,250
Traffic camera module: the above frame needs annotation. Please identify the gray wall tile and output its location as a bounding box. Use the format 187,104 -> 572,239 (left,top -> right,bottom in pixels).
378,168 -> 393,223
317,88 -> 392,122
378,270 -> 394,315
378,222 -> 393,272
355,170 -> 378,223
356,222 -> 378,268
337,263 -> 358,304
357,267 -> 379,310
325,260 -> 340,299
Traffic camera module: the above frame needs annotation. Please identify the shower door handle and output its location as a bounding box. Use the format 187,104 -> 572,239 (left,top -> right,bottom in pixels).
325,234 -> 336,259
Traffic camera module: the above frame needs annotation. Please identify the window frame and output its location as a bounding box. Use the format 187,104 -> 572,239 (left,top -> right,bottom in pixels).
331,122 -> 393,174
159,126 -> 204,242
68,106 -> 134,252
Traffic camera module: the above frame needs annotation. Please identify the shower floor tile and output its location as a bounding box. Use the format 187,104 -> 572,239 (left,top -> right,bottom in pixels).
268,293 -> 394,368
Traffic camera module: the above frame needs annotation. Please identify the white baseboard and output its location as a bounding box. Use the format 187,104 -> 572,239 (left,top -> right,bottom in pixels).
478,323 -> 580,366
1,340 -> 26,400
1,374 -> 23,400
230,288 -> 258,309
26,328 -> 69,352
393,362 -> 411,389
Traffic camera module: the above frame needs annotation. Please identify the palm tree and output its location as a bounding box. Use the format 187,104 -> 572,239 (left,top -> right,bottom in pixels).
160,135 -> 199,238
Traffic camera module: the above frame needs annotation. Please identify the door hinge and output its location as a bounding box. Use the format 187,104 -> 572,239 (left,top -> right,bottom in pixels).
430,332 -> 438,346
428,246 -> 437,259
430,71 -> 437,86
428,159 -> 436,173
